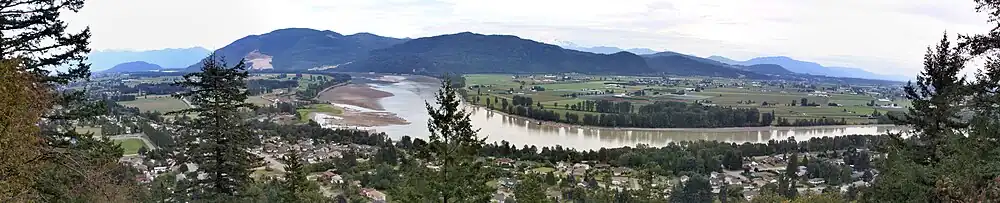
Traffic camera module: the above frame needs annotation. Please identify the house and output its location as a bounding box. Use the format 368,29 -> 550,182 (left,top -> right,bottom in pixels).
594,163 -> 611,169
572,168 -> 587,177
611,167 -> 632,176
611,176 -> 629,186
493,193 -> 507,203
495,158 -> 515,167
573,163 -> 590,170
361,188 -> 386,202
321,171 -> 342,184
135,174 -> 150,183
808,178 -> 826,185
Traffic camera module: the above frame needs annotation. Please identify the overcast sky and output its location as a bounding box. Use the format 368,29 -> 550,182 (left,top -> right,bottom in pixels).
64,0 -> 995,76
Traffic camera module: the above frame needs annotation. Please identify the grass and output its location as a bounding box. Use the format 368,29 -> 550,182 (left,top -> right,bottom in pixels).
247,95 -> 271,106
296,104 -> 344,122
532,167 -> 556,174
117,95 -> 189,113
115,138 -> 146,155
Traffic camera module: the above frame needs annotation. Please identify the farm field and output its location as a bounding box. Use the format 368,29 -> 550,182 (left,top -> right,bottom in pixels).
464,74 -> 909,125
296,104 -> 344,122
115,138 -> 147,155
117,95 -> 189,113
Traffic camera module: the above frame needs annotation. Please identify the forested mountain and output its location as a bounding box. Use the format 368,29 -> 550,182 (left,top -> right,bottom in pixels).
343,32 -> 654,75
88,47 -> 210,70
741,64 -> 796,75
102,61 -> 164,73
187,28 -> 407,71
643,54 -> 769,79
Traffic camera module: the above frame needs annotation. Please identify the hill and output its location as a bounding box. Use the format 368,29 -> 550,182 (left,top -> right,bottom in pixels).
187,28 -> 406,71
643,55 -> 769,79
708,55 -> 907,81
344,32 -> 653,75
88,47 -> 210,70
103,61 -> 163,73
740,64 -> 796,75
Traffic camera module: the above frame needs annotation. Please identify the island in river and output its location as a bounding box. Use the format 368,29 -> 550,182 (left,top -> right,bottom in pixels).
313,74 -> 907,150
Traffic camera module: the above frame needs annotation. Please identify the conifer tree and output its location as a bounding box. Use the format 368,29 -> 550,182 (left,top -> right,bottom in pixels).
171,55 -> 261,201
2,0 -> 142,201
394,78 -> 492,202
515,174 -> 552,203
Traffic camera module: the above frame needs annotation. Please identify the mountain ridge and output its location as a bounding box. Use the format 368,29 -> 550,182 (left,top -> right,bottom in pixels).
102,61 -> 164,73
88,47 -> 210,70
708,55 -> 908,81
187,28 -> 406,71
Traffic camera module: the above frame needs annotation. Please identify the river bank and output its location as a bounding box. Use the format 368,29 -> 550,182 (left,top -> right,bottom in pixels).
463,102 -> 903,133
317,83 -> 394,111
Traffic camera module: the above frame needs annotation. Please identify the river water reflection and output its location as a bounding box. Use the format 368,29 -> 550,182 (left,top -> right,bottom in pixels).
368,78 -> 906,151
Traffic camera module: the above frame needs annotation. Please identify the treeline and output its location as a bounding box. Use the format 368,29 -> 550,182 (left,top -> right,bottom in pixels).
107,83 -> 188,95
775,117 -> 849,126
247,79 -> 298,95
295,73 -> 351,99
482,95 -> 774,128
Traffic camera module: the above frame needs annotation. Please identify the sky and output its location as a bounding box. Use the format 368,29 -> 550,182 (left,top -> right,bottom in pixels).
63,0 -> 996,76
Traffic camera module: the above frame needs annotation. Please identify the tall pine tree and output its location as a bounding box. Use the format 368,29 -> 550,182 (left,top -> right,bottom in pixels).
2,0 -> 142,201
394,78 -> 492,202
171,55 -> 261,201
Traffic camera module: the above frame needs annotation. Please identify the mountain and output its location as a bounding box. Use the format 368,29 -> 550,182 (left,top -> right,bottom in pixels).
625,48 -> 658,55
556,41 -> 659,55
343,32 -> 653,75
741,64 -> 795,75
643,54 -> 768,79
102,61 -> 163,73
88,47 -> 210,70
707,55 -> 907,81
188,28 -> 406,71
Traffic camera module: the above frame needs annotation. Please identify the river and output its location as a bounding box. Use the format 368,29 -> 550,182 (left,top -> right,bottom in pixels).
354,76 -> 905,151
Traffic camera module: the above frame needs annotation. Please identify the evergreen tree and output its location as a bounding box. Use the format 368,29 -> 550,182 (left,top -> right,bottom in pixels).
2,1 -> 143,201
514,174 -> 552,203
891,33 -> 969,164
171,55 -> 261,201
394,78 -> 492,202
280,152 -> 324,202
669,175 -> 713,203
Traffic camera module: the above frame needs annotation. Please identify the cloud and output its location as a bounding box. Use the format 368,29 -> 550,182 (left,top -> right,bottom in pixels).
62,0 -> 995,77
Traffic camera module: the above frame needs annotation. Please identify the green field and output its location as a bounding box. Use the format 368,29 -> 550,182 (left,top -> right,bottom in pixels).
296,104 -> 344,122
118,95 -> 189,113
465,74 -> 909,125
115,138 -> 147,155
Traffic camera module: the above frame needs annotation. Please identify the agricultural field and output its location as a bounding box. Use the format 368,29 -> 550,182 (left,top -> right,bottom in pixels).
117,94 -> 190,113
296,104 -> 344,122
114,138 -> 147,155
464,74 -> 909,125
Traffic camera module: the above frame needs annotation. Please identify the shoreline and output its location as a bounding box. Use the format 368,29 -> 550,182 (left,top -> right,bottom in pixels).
317,83 -> 394,111
465,104 -> 901,132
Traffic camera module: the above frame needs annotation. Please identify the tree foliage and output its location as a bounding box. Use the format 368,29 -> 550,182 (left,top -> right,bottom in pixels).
171,55 -> 262,201
394,79 -> 493,202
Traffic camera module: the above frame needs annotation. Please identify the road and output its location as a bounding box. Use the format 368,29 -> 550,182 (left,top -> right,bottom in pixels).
103,133 -> 158,150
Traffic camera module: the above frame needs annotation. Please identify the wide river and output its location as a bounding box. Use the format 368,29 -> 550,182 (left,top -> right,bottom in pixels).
356,78 -> 905,151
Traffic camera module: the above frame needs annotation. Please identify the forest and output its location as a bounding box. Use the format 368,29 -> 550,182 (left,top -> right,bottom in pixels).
488,95 -> 773,128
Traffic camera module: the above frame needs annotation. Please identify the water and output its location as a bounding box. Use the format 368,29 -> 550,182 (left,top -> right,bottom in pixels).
367,77 -> 906,151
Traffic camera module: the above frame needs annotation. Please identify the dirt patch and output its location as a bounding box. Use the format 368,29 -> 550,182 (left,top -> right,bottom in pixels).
317,84 -> 393,110
313,111 -> 409,127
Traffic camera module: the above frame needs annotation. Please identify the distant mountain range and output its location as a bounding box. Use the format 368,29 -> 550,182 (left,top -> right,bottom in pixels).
707,56 -> 910,81
556,42 -> 659,55
341,32 -> 653,75
183,28 -> 901,84
102,61 -> 164,73
186,28 -> 406,71
88,47 -> 210,71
